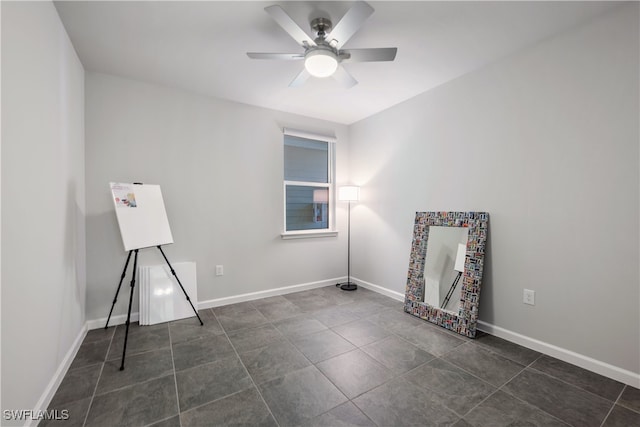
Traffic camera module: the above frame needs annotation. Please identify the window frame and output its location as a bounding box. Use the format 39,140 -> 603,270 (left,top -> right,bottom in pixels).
281,129 -> 337,239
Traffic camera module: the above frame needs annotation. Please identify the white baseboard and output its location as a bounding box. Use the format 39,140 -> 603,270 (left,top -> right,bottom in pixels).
198,277 -> 344,309
87,312 -> 140,331
477,321 -> 640,388
351,277 -> 405,302
28,323 -> 88,427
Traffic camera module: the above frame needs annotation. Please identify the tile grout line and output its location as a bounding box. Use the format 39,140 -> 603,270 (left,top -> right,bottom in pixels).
494,351 -> 537,390
490,353 -> 574,426
470,337 -> 540,366
149,301 -> 375,424
168,313 -> 261,419
344,294 -> 471,424
84,325 -> 176,424
436,341 -> 510,390
313,294 -> 475,423
102,342 -> 172,363
443,347 -> 534,422
526,364 -> 624,405
249,293 -> 542,426
283,293 -> 385,426
167,319 -> 183,427
454,337 -> 628,425
599,384 -> 627,427
81,327 -> 116,427
254,292 -> 385,425
258,301 -> 350,424
81,366 -> 105,427
615,385 -> 640,414
85,343 -> 175,397
397,355 -> 486,421
176,387 -> 261,418
215,308 -> 283,427
468,338 -> 630,405
431,341 -> 510,422
291,294 -> 456,424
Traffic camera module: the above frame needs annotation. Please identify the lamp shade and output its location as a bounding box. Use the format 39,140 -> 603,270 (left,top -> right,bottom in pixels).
313,188 -> 329,203
454,243 -> 466,272
305,50 -> 338,78
338,186 -> 360,202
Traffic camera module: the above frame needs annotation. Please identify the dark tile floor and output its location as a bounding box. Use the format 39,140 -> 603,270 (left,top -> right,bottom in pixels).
45,286 -> 640,427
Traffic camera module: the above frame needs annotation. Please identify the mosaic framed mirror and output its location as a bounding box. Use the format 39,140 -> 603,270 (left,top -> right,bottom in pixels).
404,212 -> 489,338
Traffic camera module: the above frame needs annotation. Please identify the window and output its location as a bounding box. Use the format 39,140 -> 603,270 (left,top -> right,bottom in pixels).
283,129 -> 335,236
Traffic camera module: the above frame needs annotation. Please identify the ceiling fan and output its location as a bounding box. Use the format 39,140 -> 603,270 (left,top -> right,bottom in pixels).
247,1 -> 397,88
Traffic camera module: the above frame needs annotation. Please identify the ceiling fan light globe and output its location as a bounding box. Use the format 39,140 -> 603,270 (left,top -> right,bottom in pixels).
304,50 -> 338,78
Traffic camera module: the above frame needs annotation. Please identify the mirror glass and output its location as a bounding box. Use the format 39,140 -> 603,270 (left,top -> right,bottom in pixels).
423,226 -> 469,314
404,212 -> 489,338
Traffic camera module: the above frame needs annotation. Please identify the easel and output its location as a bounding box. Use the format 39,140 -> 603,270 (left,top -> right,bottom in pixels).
104,245 -> 203,370
440,271 -> 462,310
440,243 -> 467,310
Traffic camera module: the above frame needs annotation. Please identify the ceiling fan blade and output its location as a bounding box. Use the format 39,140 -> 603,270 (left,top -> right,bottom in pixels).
341,47 -> 397,63
289,69 -> 311,87
324,1 -> 374,48
247,52 -> 304,60
332,65 -> 358,89
265,5 -> 316,48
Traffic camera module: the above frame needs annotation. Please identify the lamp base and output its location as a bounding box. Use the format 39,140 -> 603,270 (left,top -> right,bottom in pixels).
337,282 -> 357,291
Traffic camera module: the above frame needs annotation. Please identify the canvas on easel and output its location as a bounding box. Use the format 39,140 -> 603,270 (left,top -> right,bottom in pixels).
110,182 -> 174,251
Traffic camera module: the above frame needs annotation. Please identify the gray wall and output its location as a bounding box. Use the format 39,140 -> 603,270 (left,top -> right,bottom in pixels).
85,72 -> 349,321
1,0 -> 86,419
348,4 -> 639,374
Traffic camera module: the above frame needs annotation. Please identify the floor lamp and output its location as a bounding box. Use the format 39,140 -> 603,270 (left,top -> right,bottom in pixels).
337,185 -> 359,291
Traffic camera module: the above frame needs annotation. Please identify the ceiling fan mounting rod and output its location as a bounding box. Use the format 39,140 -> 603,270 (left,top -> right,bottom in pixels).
311,17 -> 332,38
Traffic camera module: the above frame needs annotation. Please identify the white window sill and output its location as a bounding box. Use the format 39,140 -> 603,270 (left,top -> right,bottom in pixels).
281,230 -> 339,240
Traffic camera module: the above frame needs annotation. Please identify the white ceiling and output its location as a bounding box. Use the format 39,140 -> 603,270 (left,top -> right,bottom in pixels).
54,1 -> 619,124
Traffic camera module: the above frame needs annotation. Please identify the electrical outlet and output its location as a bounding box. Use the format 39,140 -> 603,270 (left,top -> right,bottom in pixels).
523,289 -> 535,306
215,265 -> 224,276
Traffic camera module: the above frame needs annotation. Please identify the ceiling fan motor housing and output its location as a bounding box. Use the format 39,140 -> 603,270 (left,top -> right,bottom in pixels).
311,17 -> 332,38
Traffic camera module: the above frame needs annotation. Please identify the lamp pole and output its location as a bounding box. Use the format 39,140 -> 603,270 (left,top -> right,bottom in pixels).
346,199 -> 352,286
337,186 -> 359,291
